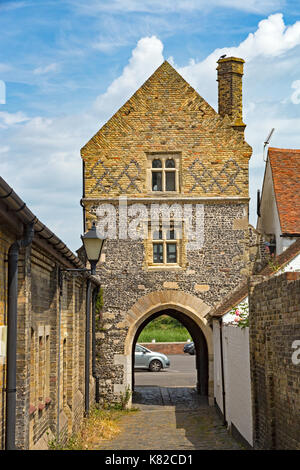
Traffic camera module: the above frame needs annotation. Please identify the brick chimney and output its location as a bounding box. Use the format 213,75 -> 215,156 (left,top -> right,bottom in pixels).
217,57 -> 246,131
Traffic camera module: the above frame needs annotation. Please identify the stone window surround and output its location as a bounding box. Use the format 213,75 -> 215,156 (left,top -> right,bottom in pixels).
152,222 -> 179,265
146,152 -> 181,194
145,219 -> 185,270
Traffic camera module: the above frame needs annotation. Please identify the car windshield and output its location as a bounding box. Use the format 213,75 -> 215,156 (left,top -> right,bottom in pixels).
135,344 -> 151,353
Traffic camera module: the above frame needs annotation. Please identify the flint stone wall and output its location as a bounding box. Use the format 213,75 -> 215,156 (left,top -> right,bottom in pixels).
95,202 -> 250,403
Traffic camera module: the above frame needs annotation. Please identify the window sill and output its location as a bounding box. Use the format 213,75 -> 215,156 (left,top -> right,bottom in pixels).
145,265 -> 183,271
148,191 -> 179,196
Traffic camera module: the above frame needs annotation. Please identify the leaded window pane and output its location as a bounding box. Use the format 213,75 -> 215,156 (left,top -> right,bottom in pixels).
153,243 -> 163,263
166,228 -> 175,240
166,159 -> 175,168
166,171 -> 175,191
152,171 -> 162,191
153,229 -> 162,240
166,243 -> 177,263
152,159 -> 162,168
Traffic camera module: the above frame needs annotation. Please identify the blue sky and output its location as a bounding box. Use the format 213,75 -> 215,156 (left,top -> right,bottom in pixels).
0,0 -> 300,251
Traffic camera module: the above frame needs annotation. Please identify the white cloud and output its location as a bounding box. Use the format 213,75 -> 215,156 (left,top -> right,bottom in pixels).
178,14 -> 300,94
0,111 -> 30,127
33,63 -> 59,75
94,36 -> 164,117
291,80 -> 300,104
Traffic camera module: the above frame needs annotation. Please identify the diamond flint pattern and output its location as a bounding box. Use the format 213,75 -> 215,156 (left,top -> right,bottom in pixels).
89,158 -> 142,194
187,158 -> 242,193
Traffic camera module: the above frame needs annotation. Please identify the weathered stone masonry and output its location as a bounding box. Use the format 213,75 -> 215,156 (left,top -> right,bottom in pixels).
81,57 -> 253,405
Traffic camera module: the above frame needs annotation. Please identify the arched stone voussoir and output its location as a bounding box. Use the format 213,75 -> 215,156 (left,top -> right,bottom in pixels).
124,290 -> 212,355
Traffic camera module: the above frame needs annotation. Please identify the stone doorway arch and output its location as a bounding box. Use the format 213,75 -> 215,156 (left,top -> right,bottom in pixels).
119,290 -> 213,405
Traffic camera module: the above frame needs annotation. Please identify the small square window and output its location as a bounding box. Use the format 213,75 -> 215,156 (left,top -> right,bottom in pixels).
148,154 -> 180,193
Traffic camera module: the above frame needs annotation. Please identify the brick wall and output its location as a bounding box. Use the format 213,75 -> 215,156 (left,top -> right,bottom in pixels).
140,342 -> 187,355
0,225 -> 97,449
249,272 -> 300,450
82,61 -> 252,202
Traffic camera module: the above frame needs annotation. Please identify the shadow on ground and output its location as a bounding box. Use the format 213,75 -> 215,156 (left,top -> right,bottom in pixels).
131,386 -> 243,450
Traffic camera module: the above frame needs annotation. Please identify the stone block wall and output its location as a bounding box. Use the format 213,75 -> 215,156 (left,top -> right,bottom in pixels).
249,272 -> 300,450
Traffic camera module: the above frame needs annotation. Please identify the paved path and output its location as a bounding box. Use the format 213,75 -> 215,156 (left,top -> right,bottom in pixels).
98,387 -> 243,450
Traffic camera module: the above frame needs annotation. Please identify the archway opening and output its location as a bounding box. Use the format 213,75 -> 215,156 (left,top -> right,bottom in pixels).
131,308 -> 208,399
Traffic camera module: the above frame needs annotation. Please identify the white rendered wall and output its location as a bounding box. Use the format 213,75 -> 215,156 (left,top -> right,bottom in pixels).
257,159 -> 283,253
213,320 -> 253,446
286,252 -> 300,271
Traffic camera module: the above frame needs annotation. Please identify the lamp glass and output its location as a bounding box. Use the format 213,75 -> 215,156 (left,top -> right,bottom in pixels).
81,224 -> 104,262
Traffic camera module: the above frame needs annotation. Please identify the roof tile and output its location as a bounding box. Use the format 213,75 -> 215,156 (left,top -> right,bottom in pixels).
268,147 -> 300,235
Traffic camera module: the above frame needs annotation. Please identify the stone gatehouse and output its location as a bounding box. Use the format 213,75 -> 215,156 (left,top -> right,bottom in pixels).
81,57 -> 253,405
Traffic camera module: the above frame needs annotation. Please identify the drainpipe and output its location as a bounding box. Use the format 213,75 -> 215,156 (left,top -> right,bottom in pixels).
219,318 -> 227,426
92,286 -> 100,403
56,268 -> 63,442
85,280 -> 91,415
85,261 -> 96,415
5,222 -> 34,450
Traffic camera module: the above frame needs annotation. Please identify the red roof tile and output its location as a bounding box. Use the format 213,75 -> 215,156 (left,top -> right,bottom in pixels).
268,147 -> 300,235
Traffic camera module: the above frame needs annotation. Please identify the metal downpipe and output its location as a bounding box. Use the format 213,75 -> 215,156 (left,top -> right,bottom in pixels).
92,286 -> 100,403
5,223 -> 34,450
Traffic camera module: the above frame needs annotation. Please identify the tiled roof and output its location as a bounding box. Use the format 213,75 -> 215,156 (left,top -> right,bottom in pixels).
268,147 -> 300,235
209,237 -> 300,318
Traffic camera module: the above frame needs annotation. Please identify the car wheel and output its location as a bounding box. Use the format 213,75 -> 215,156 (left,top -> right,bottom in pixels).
149,359 -> 162,372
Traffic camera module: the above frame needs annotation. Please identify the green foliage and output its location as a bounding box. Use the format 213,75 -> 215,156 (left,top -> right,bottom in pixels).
113,386 -> 132,410
48,433 -> 80,450
95,287 -> 104,315
95,287 -> 104,330
137,315 -> 190,342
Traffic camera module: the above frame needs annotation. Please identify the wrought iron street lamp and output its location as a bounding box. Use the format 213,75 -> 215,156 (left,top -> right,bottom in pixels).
81,221 -> 104,275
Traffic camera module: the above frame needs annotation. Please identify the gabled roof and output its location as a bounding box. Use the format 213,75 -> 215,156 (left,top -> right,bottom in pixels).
209,237 -> 300,318
81,60 -> 249,155
268,147 -> 300,235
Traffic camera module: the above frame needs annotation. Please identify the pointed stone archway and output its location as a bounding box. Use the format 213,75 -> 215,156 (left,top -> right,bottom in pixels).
114,290 -> 214,406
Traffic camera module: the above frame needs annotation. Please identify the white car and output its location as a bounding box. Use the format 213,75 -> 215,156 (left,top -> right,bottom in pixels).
134,344 -> 170,371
